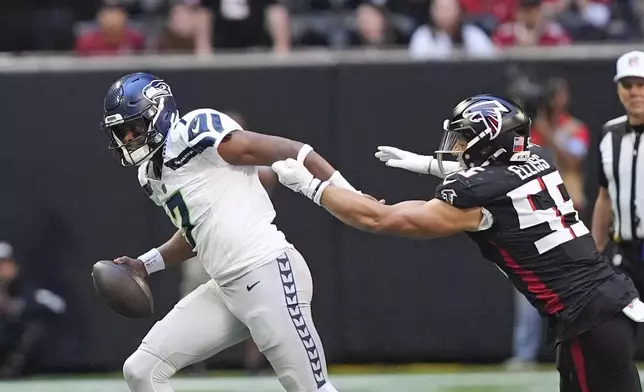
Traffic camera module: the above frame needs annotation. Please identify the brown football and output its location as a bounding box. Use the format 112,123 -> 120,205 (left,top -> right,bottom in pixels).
91,260 -> 154,318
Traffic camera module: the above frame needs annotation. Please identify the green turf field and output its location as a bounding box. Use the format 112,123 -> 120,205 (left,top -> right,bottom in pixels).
0,368 -> 567,392
2,365 -> 643,392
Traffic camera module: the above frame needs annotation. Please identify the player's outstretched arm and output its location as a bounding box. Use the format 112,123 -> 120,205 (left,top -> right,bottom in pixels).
114,229 -> 197,277
217,130 -> 360,192
272,159 -> 483,239
375,146 -> 462,178
320,187 -> 482,238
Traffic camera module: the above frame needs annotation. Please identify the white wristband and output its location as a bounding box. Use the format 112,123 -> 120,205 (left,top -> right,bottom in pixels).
328,171 -> 359,193
301,178 -> 330,206
297,144 -> 314,163
313,181 -> 330,206
138,248 -> 166,275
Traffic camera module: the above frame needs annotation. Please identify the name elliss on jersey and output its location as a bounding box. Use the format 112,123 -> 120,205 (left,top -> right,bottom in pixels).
507,154 -> 550,180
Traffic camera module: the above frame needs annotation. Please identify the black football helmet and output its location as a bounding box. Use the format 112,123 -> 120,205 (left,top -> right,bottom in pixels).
100,72 -> 179,167
435,94 -> 531,175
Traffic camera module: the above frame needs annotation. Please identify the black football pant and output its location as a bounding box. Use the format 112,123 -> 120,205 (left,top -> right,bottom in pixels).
557,313 -> 641,392
614,252 -> 644,300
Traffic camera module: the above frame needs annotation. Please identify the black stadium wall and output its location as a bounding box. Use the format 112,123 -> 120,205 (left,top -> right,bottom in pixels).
0,58 -> 630,372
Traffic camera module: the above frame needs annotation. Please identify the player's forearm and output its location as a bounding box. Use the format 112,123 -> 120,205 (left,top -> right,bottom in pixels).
591,194 -> 612,252
320,186 -> 387,233
224,131 -> 359,192
320,188 -> 436,238
258,166 -> 278,194
157,229 -> 197,268
270,139 -> 337,182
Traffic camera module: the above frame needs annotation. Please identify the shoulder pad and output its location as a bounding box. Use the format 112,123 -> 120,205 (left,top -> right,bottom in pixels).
435,167 -> 498,209
179,108 -> 242,149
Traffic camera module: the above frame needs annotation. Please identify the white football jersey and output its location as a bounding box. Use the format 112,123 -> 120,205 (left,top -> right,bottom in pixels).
138,108 -> 292,284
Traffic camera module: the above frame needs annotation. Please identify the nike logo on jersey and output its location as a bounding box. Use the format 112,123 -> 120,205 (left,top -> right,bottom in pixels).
246,281 -> 260,291
191,118 -> 200,135
442,178 -> 457,185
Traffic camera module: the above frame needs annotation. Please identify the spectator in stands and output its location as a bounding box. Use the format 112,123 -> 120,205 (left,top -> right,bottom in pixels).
408,0 -> 496,59
75,2 -> 145,56
195,0 -> 291,54
531,78 -> 590,211
542,0 -> 611,41
459,0 -> 518,34
493,0 -> 571,46
349,1 -> 407,47
158,1 -> 202,53
0,241 -> 66,379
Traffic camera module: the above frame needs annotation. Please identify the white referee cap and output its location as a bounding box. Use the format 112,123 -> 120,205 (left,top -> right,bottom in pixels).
0,241 -> 13,260
614,51 -> 644,82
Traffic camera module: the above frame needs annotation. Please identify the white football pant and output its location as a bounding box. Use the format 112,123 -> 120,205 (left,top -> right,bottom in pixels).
122,248 -> 338,392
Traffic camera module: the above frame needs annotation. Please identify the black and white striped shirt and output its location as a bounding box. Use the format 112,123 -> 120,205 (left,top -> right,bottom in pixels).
598,115 -> 644,241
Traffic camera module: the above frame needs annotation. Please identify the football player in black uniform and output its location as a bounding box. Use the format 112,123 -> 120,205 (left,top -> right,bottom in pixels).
271,95 -> 644,392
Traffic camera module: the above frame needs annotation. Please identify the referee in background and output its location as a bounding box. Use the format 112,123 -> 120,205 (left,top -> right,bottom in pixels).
592,50 -> 644,297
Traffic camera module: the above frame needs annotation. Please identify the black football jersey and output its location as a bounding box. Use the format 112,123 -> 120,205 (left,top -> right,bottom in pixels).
435,145 -> 635,325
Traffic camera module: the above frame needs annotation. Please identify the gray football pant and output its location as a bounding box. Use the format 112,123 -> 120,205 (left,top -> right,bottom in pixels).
123,248 -> 337,392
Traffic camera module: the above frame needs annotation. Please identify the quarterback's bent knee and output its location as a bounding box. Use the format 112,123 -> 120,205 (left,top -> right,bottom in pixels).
123,348 -> 176,388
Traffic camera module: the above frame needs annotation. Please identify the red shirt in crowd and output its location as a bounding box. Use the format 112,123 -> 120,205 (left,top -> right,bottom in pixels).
530,113 -> 589,148
460,0 -> 612,24
460,0 -> 517,23
492,21 -> 571,46
75,29 -> 145,56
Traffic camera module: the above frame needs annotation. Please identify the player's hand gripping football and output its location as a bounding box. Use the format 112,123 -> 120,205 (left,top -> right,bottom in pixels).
113,256 -> 148,278
375,146 -> 432,174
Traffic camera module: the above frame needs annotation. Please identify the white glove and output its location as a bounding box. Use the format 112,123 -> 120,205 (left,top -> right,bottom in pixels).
271,159 -> 329,205
375,146 -> 463,178
375,146 -> 432,174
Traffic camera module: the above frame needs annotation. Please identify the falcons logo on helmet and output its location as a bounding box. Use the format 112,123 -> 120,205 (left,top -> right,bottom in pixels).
462,100 -> 509,140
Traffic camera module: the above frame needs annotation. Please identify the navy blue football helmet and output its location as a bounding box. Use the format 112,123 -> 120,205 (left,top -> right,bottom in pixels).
101,72 -> 179,167
435,94 -> 531,174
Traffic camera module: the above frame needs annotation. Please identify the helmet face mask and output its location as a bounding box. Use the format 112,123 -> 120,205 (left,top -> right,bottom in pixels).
105,116 -> 164,166
435,119 -> 468,175
434,95 -> 532,175
100,73 -> 179,167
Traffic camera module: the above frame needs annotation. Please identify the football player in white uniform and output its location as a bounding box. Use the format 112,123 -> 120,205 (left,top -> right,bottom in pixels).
100,73 -> 353,392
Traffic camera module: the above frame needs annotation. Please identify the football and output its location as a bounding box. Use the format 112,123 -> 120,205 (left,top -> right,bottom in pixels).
91,260 -> 154,318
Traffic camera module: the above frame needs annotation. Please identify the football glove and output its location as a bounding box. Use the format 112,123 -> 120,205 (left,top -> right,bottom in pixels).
375,146 -> 432,174
271,159 -> 329,205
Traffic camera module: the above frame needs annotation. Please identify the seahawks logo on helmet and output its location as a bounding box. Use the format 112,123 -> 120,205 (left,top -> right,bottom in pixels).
142,80 -> 173,103
462,100 -> 509,140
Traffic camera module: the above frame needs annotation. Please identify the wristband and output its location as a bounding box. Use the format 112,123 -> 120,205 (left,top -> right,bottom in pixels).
297,144 -> 314,163
301,178 -> 329,206
329,171 -> 359,193
138,248 -> 166,275
312,180 -> 330,206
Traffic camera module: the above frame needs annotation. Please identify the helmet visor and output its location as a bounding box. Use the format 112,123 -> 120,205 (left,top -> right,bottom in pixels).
435,129 -> 468,155
434,120 -> 468,175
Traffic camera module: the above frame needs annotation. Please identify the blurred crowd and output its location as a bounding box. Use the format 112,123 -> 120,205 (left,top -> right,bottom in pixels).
0,0 -> 642,57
